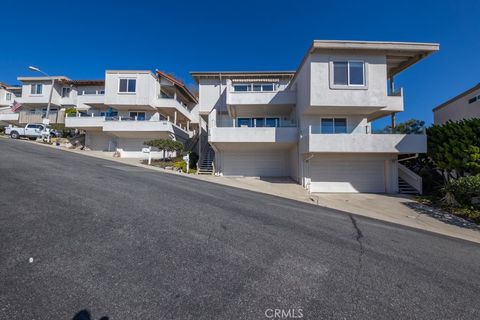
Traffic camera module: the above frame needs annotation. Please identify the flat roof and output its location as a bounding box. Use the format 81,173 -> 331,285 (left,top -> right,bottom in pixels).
309,40 -> 440,78
190,71 -> 296,83
17,76 -> 70,82
433,83 -> 480,112
64,79 -> 105,86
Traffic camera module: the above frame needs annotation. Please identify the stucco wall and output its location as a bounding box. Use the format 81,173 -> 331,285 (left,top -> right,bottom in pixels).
434,87 -> 480,124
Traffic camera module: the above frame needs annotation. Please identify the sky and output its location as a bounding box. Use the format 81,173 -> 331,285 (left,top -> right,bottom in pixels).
2,0 -> 479,129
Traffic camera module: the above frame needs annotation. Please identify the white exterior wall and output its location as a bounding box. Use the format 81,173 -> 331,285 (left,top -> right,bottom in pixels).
308,53 -> 387,110
19,81 -> 63,106
105,71 -> 157,107
198,78 -> 226,115
433,87 -> 480,124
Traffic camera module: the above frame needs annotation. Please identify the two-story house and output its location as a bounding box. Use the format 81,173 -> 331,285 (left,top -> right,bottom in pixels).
0,82 -> 22,125
433,83 -> 480,125
65,70 -> 198,158
192,40 -> 439,194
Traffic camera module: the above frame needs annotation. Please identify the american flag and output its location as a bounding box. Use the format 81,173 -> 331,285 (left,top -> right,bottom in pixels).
10,100 -> 22,112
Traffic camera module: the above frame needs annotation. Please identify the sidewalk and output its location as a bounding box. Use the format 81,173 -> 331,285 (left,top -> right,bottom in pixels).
5,135 -> 480,244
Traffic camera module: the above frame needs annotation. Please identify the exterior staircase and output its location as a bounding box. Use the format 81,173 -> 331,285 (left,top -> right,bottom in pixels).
398,163 -> 422,195
197,145 -> 214,175
398,177 -> 419,194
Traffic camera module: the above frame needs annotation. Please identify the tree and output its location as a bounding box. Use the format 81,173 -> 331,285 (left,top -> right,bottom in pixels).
427,118 -> 480,182
377,118 -> 425,134
144,138 -> 184,161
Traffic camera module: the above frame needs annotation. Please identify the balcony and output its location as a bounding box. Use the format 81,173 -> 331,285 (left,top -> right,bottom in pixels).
300,130 -> 426,154
154,96 -> 192,120
66,114 -> 189,140
76,94 -> 105,109
209,120 -> 297,143
65,114 -> 105,128
227,90 -> 296,106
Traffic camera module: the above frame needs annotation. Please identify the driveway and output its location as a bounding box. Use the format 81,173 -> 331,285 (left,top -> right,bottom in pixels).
1,138 -> 480,319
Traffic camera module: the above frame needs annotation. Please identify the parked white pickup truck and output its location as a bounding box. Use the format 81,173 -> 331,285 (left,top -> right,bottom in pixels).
5,123 -> 48,140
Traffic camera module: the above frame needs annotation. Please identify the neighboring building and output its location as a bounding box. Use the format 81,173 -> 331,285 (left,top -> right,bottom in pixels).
64,70 -> 199,158
192,40 -> 439,194
0,82 -> 22,125
433,83 -> 480,124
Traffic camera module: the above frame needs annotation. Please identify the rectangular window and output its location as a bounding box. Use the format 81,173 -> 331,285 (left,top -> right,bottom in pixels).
61,87 -> 71,98
233,83 -> 276,92
237,118 -> 252,127
468,96 -> 477,104
333,61 -> 365,86
333,62 -> 348,85
254,118 -> 265,127
31,84 -> 43,95
6,93 -> 12,101
233,84 -> 250,92
321,118 -> 347,134
265,117 -> 279,127
129,111 -> 146,120
119,79 -> 136,93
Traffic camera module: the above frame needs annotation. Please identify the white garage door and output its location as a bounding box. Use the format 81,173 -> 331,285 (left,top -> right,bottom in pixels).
223,151 -> 288,177
309,156 -> 385,193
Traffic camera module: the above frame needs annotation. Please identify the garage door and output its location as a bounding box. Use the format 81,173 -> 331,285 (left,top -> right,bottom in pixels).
222,151 -> 288,177
309,156 -> 385,193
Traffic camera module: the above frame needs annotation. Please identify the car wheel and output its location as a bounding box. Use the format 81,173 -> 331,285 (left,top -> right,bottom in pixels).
10,131 -> 19,139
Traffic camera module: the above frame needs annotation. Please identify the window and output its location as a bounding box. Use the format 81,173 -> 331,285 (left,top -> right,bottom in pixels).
61,87 -> 71,98
254,118 -> 265,127
333,61 -> 365,86
233,83 -> 276,92
237,118 -> 252,127
468,96 -> 478,104
129,111 -> 146,120
321,118 -> 347,134
5,93 -> 12,101
119,79 -> 136,93
83,89 -> 97,95
233,84 -> 250,92
265,117 -> 279,127
31,84 -> 43,95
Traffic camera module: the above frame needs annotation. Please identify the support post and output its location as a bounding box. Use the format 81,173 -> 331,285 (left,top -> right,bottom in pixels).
174,111 -> 177,125
391,112 -> 396,133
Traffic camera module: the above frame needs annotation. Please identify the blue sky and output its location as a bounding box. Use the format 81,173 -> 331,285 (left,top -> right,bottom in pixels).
2,0 -> 479,128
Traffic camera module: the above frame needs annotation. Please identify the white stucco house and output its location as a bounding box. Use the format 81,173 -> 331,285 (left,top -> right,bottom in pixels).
191,40 -> 439,194
0,82 -> 22,125
64,70 -> 199,159
433,83 -> 480,125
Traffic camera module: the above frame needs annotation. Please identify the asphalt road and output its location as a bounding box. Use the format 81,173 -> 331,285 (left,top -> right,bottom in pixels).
0,138 -> 479,320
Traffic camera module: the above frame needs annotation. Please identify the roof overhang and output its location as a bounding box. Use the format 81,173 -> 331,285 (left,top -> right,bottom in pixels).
63,80 -> 105,86
190,71 -> 296,83
17,76 -> 70,82
433,83 -> 480,112
310,40 -> 440,78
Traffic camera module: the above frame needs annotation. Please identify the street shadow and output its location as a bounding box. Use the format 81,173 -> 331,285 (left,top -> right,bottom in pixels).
403,201 -> 480,231
259,176 -> 296,184
72,309 -> 109,320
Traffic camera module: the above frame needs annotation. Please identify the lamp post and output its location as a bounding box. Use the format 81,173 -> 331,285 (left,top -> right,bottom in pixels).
28,66 -> 54,142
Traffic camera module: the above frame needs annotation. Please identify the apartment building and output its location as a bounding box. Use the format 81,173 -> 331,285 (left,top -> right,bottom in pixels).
192,40 -> 439,194
0,82 -> 22,124
433,83 -> 480,124
65,70 -> 198,158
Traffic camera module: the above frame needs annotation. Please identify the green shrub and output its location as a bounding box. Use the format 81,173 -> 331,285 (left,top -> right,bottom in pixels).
65,107 -> 77,116
444,175 -> 480,207
174,160 -> 187,173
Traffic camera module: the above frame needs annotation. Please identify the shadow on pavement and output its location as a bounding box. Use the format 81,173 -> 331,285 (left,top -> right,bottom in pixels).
72,309 -> 109,320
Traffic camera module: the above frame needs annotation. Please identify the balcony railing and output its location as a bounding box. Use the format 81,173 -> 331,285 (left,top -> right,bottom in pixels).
215,119 -> 296,128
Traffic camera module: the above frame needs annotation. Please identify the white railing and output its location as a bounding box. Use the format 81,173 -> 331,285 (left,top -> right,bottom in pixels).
216,119 -> 296,128
398,163 -> 423,194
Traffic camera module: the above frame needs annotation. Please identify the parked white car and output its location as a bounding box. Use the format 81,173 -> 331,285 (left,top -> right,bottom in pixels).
5,123 -> 48,140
